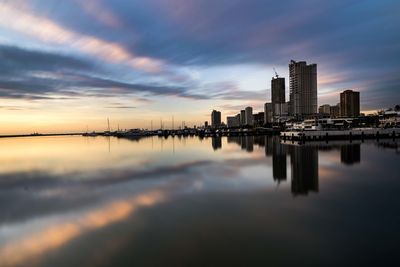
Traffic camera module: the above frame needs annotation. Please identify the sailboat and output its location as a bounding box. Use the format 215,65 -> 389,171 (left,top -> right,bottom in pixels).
104,118 -> 111,136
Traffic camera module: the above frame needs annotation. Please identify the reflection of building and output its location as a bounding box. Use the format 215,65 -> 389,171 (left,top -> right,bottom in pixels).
341,144 -> 361,165
340,90 -> 360,117
212,136 -> 222,150
289,60 -> 317,117
253,136 -> 265,147
240,136 -> 246,150
289,145 -> 319,196
264,136 -> 273,157
227,136 -> 241,146
245,136 -> 254,152
211,110 -> 221,128
272,137 -> 287,183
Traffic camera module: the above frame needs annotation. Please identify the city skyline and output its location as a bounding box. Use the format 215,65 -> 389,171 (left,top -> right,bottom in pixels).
0,1 -> 399,134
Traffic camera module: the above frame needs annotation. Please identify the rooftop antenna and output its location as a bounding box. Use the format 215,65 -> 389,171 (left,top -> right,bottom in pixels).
273,67 -> 279,78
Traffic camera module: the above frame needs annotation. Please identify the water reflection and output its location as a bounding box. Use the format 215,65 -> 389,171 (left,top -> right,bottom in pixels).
223,136 -> 398,196
226,136 -> 319,196
272,139 -> 287,183
211,136 -> 222,150
341,144 -> 361,165
0,136 -> 399,266
289,145 -> 319,196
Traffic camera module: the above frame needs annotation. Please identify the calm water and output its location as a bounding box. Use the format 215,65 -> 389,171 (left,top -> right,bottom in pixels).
0,135 -> 399,266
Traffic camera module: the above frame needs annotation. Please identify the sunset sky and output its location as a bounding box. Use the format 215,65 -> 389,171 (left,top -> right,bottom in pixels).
0,0 -> 399,134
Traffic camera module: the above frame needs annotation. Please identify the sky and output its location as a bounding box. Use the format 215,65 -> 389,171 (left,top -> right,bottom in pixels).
0,0 -> 399,134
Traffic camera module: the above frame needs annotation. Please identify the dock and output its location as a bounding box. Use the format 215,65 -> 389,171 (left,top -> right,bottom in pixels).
281,128 -> 400,141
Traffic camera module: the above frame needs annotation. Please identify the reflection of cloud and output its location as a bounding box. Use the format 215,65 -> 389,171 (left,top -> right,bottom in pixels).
0,190 -> 166,267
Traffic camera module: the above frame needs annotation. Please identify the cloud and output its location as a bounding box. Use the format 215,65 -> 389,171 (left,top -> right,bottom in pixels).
0,3 -> 163,73
0,46 -> 270,101
76,0 -> 123,28
0,0 -> 399,110
104,104 -> 137,109
0,44 -> 93,74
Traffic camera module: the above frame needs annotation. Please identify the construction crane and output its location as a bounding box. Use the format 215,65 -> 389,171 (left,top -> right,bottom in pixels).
273,67 -> 279,78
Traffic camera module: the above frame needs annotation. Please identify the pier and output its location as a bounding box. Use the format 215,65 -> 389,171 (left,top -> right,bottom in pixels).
281,128 -> 400,141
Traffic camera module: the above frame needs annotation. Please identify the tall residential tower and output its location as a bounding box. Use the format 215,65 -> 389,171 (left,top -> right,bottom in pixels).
289,60 -> 317,118
271,76 -> 286,117
340,90 -> 360,117
211,110 -> 221,128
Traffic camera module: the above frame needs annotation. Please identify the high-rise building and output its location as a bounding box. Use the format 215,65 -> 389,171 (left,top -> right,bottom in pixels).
264,102 -> 273,124
330,103 -> 340,118
340,90 -> 360,117
253,112 -> 265,127
245,107 -> 253,126
235,114 -> 241,126
240,110 -> 246,126
271,77 -> 286,118
227,115 -> 240,128
289,60 -> 317,117
211,110 -> 221,128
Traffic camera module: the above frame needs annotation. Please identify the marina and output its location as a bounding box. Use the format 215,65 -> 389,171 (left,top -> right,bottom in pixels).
281,128 -> 400,141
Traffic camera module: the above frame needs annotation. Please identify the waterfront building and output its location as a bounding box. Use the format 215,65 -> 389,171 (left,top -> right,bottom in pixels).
227,115 -> 240,128
330,104 -> 340,118
235,114 -> 241,126
240,110 -> 246,126
340,90 -> 360,117
211,110 -> 221,128
272,76 -> 286,118
318,104 -> 331,115
264,102 -> 273,124
289,60 -> 318,118
274,102 -> 289,121
253,112 -> 265,127
245,107 -> 253,126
